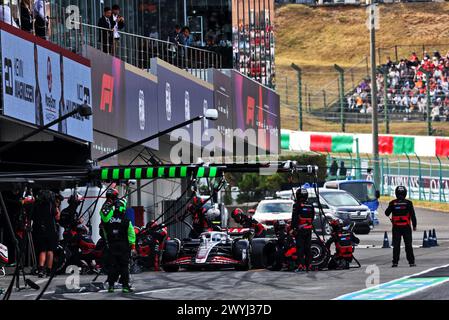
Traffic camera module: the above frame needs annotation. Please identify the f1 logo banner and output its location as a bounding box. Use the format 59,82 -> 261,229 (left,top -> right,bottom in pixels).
232,70 -> 280,155
0,25 -> 93,141
87,46 -> 126,139
100,74 -> 114,113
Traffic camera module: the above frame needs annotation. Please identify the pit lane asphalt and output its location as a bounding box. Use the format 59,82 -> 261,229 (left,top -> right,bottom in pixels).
2,203 -> 449,300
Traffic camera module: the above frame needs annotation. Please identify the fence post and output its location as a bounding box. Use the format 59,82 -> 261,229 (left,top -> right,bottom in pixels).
420,68 -> 433,136
380,66 -> 390,134
355,138 -> 361,180
380,157 -> 384,195
291,63 -> 302,131
285,76 -> 289,105
415,153 -> 423,201
334,64 -> 345,132
394,45 -> 398,63
436,156 -> 443,202
405,153 -> 412,199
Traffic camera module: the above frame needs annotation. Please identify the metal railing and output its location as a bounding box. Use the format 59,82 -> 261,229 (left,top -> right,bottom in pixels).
377,43 -> 449,65
46,3 -> 221,80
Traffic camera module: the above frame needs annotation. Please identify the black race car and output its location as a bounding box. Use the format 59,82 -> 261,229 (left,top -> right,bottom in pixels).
162,229 -> 269,271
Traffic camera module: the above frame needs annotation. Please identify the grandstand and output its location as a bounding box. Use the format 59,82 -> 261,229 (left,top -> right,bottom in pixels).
274,2 -> 449,135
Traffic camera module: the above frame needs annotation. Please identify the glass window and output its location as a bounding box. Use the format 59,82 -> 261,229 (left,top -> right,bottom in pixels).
321,192 -> 361,207
340,183 -> 377,203
257,202 -> 292,214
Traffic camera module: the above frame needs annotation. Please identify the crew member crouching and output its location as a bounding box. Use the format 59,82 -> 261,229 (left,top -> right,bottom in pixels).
326,219 -> 360,270
231,208 -> 266,238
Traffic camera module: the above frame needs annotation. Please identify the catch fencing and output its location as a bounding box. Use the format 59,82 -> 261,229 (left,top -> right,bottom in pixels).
327,153 -> 449,203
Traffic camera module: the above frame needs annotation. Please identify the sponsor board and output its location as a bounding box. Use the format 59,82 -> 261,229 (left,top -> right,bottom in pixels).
0,26 -> 93,141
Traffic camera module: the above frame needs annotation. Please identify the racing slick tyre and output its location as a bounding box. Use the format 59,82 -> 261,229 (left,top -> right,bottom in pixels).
233,240 -> 251,271
162,239 -> 180,272
250,238 -> 271,269
310,239 -> 330,270
262,241 -> 282,271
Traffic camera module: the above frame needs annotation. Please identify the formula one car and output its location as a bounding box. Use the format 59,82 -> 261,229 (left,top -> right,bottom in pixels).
161,229 -> 264,271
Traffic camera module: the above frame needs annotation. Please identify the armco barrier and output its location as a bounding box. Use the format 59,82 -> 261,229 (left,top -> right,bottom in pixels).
281,130 -> 449,158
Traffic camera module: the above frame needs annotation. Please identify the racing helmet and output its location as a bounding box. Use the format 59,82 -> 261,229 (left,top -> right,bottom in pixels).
330,218 -> 343,231
205,206 -> 220,221
106,188 -> 119,201
76,223 -> 89,235
231,208 -> 244,223
115,198 -> 127,214
22,195 -> 35,206
295,188 -> 309,202
395,186 -> 407,200
274,220 -> 287,232
147,219 -> 158,229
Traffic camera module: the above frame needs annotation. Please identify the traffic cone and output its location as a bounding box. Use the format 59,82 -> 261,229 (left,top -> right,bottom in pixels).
433,229 -> 439,246
429,229 -> 435,247
382,232 -> 390,248
422,231 -> 430,248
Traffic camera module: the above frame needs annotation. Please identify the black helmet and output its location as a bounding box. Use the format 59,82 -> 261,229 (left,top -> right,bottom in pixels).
295,188 -> 308,202
106,188 -> 119,200
395,186 -> 407,199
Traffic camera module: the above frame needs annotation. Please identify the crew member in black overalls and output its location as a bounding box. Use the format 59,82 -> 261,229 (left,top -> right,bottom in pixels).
231,208 -> 266,238
100,192 -> 136,293
187,196 -> 211,239
385,186 -> 417,267
291,188 -> 315,272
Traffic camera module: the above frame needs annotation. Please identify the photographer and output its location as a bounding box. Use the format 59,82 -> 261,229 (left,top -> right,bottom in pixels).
32,190 -> 60,277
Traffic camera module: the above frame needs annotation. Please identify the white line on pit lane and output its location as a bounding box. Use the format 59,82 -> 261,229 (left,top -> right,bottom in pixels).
24,290 -> 55,297
334,263 -> 449,300
135,287 -> 186,295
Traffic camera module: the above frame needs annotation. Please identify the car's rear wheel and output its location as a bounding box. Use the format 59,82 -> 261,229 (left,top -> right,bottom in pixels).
263,242 -> 282,271
251,238 -> 272,269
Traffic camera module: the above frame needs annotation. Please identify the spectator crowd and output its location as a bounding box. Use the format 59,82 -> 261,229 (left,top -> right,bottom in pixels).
348,50 -> 449,122
0,0 -> 47,39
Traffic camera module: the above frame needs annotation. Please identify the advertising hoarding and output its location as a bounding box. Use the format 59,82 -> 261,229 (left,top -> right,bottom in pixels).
213,69 -> 234,153
1,30 -> 36,124
62,56 -> 93,142
87,46 -> 126,139
124,64 -> 159,150
232,70 -> 279,154
0,24 -> 93,142
153,59 -> 214,147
